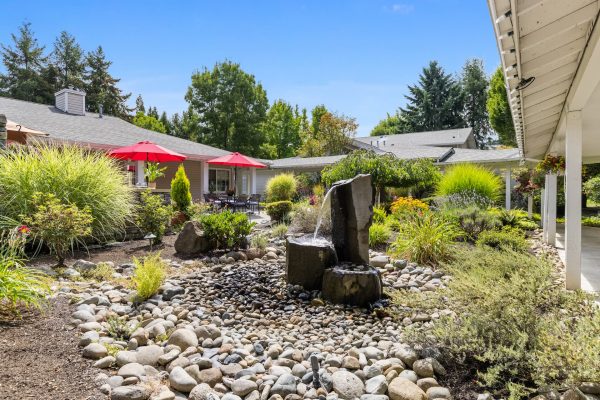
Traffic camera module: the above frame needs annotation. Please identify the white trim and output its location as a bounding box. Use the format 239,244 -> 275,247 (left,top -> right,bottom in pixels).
565,110 -> 583,290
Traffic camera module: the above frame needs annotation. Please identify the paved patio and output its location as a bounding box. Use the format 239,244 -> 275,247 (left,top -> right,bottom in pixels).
556,224 -> 600,294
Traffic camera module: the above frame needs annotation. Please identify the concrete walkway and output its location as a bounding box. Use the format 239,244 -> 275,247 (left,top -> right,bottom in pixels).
556,224 -> 600,293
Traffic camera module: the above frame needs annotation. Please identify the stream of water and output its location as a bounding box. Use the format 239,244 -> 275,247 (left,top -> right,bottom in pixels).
313,185 -> 335,240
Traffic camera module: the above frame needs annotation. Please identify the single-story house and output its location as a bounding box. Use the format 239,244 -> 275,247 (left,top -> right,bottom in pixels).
1,89 -> 522,207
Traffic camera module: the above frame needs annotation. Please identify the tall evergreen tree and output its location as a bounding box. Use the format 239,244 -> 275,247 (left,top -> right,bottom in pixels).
487,67 -> 517,147
0,22 -> 53,103
261,100 -> 302,159
461,59 -> 491,148
147,106 -> 159,119
84,46 -> 131,117
185,60 -> 269,156
135,94 -> 145,113
399,61 -> 465,132
53,31 -> 85,90
159,111 -> 170,132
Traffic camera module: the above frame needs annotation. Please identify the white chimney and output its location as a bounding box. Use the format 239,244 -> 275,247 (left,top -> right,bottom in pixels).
55,88 -> 86,116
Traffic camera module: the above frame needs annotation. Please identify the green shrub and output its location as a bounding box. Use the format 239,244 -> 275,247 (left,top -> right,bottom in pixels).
250,233 -> 268,250
489,208 -> 539,232
369,223 -> 391,248
170,164 -> 192,211
476,229 -> 528,252
0,144 -> 133,240
436,164 -> 502,203
582,215 -> 600,227
106,314 -> 139,341
80,262 -> 115,282
132,252 -> 166,301
289,201 -> 330,235
270,223 -> 288,239
136,191 -> 171,244
372,206 -> 387,224
583,175 -> 600,203
265,201 -> 293,222
394,247 -> 600,397
0,228 -> 49,314
444,206 -> 501,241
22,193 -> 93,265
200,210 -> 254,250
144,162 -> 167,183
266,174 -> 297,202
391,211 -> 458,265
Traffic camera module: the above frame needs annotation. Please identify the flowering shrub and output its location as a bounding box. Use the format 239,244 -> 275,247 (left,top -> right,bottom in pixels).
536,154 -> 565,174
513,168 -> 540,195
390,197 -> 429,215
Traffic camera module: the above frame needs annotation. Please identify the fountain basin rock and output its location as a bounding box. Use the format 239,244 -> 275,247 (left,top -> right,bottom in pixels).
175,221 -> 210,255
286,236 -> 337,290
322,265 -> 383,306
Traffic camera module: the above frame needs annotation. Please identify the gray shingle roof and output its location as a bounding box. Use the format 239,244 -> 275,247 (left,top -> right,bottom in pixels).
354,128 -> 473,148
270,155 -> 346,169
386,146 -> 453,160
442,148 -> 521,164
0,97 -> 229,160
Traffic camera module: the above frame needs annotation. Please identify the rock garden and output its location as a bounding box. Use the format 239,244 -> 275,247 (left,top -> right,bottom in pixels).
1,146 -> 599,400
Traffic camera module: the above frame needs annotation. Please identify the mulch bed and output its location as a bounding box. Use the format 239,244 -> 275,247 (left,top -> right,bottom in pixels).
0,298 -> 105,400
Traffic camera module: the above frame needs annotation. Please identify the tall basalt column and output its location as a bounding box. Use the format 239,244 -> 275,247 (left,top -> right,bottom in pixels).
330,174 -> 373,265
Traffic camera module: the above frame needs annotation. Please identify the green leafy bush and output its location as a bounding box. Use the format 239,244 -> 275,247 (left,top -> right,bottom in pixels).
22,193 -> 93,265
271,223 -> 289,239
582,215 -> 600,227
136,191 -> 171,244
171,164 -> 192,211
132,252 -> 166,301
583,176 -> 600,203
436,164 -> 502,203
200,210 -> 254,250
476,229 -> 528,252
372,206 -> 387,224
444,206 -> 501,241
265,201 -> 293,222
369,223 -> 391,248
0,228 -> 49,314
266,173 -> 297,202
394,247 -> 600,397
0,144 -> 133,240
144,162 -> 167,183
391,211 -> 458,265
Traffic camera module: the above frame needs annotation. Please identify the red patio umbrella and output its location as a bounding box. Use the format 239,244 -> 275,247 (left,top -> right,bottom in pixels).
208,152 -> 267,194
108,141 -> 187,162
207,152 -> 267,168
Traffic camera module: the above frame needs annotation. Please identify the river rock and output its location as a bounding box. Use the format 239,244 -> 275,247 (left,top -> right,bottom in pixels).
82,343 -> 108,359
168,328 -> 198,350
169,366 -> 197,393
271,373 -> 297,397
388,378 -> 427,400
331,370 -> 365,400
110,385 -> 151,400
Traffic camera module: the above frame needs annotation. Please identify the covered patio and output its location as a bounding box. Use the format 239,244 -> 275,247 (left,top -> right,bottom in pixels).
489,0 -> 600,291
556,225 -> 600,293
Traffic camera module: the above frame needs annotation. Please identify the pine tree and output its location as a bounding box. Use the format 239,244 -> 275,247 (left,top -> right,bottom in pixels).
135,94 -> 145,113
159,111 -> 170,133
0,22 -> 52,103
487,67 -> 517,147
400,61 -> 465,132
53,31 -> 85,90
147,106 -> 159,119
170,112 -> 182,137
461,59 -> 491,148
84,46 -> 131,117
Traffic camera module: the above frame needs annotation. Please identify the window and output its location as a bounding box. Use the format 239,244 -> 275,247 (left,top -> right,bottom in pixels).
209,169 -> 230,193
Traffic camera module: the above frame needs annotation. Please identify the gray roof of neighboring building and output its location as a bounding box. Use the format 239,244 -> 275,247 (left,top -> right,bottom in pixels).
442,148 -> 521,164
270,155 -> 346,169
387,146 -> 453,160
0,97 -> 229,160
354,128 -> 473,148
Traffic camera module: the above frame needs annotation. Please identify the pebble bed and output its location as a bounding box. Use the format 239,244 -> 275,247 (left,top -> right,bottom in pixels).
56,243 -> 457,400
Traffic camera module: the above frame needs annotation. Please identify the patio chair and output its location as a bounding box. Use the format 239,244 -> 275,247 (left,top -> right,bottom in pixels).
233,194 -> 248,212
247,194 -> 261,213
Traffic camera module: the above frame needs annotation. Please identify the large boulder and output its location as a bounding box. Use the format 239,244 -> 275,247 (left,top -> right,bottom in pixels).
285,236 -> 337,290
175,221 -> 210,255
330,174 -> 373,265
331,370 -> 365,400
388,378 -> 427,400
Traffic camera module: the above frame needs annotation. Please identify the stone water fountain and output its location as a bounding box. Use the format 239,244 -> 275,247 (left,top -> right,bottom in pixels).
286,174 -> 383,306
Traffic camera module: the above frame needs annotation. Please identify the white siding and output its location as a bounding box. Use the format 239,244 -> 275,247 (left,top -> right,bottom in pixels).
55,93 -> 66,113
255,169 -> 279,195
67,92 -> 85,115
154,160 -> 204,201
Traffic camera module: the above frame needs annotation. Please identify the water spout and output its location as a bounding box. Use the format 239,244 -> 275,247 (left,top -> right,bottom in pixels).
314,185 -> 335,240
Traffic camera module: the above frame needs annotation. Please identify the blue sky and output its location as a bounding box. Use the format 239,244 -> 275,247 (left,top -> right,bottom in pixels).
0,0 -> 500,136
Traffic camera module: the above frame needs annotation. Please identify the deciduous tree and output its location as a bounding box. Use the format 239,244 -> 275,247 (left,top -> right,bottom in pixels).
132,111 -> 167,133
185,60 -> 269,156
261,100 -> 301,159
487,67 -> 516,147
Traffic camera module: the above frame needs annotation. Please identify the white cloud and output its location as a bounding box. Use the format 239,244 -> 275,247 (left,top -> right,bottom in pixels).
390,3 -> 414,14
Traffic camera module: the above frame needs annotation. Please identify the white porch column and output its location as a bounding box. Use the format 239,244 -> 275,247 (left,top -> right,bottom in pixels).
251,167 -> 257,194
565,111 -> 582,290
201,161 -> 209,200
504,168 -> 511,210
545,173 -> 557,246
136,160 -> 145,186
527,195 -> 533,218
